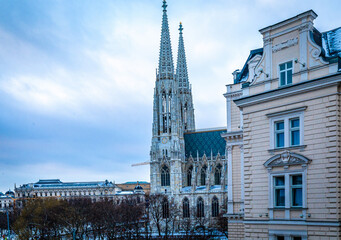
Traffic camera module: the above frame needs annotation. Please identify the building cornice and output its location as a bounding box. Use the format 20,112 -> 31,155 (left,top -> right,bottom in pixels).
259,10 -> 317,34
243,219 -> 341,227
223,90 -> 242,99
234,72 -> 341,108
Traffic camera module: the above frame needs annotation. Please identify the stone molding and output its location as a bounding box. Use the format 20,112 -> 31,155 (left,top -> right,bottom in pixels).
272,37 -> 298,53
264,150 -> 310,169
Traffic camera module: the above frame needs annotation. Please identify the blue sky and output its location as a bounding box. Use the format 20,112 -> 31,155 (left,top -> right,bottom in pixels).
0,0 -> 340,192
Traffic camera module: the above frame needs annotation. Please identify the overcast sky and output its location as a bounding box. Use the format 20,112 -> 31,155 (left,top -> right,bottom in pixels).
0,0 -> 340,192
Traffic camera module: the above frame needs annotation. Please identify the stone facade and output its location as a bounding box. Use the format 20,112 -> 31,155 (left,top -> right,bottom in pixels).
227,10 -> 341,240
150,0 -> 228,224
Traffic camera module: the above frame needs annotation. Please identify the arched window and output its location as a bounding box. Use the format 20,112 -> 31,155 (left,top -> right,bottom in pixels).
184,103 -> 188,130
201,165 -> 207,186
183,197 -> 190,218
215,164 -> 222,185
187,166 -> 193,186
162,198 -> 169,218
212,196 -> 219,217
161,165 -> 170,186
162,92 -> 167,113
197,197 -> 204,218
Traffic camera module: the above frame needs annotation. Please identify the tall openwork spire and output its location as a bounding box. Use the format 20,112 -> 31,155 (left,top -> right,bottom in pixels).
158,0 -> 174,80
176,22 -> 189,88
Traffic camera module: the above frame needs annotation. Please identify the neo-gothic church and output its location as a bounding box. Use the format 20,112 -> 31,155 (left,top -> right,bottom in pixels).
150,0 -> 227,220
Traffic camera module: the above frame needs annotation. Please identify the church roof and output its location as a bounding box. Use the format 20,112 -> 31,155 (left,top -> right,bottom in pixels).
184,128 -> 227,159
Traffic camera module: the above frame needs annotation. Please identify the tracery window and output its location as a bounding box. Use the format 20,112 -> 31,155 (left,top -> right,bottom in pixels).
161,165 -> 170,186
183,197 -> 190,218
214,164 -> 222,185
187,166 -> 193,186
200,165 -> 207,186
212,196 -> 219,217
197,197 -> 204,218
162,198 -> 169,218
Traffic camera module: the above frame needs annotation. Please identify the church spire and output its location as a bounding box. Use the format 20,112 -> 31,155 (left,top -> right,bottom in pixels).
176,22 -> 189,89
158,0 -> 174,80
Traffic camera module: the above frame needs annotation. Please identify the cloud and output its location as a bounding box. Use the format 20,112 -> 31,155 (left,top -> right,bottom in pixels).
1,0 -> 341,192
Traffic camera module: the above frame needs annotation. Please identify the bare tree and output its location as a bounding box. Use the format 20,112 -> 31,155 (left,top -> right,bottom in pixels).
148,193 -> 164,236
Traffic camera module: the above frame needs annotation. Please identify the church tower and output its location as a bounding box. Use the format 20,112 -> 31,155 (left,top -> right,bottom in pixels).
176,22 -> 195,133
150,0 -> 195,195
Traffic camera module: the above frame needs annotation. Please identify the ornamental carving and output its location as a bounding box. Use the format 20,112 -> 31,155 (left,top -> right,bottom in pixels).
264,151 -> 310,168
272,37 -> 298,53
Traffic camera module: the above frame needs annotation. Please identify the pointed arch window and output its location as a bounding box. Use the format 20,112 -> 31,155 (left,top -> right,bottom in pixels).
197,197 -> 204,218
162,92 -> 167,113
161,165 -> 170,186
212,196 -> 219,217
214,164 -> 222,185
187,166 -> 193,186
200,165 -> 207,186
184,103 -> 188,130
183,197 -> 190,218
162,198 -> 169,218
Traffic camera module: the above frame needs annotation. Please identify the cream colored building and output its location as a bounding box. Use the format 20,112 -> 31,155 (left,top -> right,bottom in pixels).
14,179 -> 146,207
224,10 -> 341,239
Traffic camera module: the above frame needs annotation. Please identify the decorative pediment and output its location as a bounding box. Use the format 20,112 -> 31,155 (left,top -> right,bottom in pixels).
264,151 -> 310,168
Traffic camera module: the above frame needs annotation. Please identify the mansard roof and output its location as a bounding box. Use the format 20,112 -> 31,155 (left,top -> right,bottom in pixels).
184,128 -> 226,159
322,27 -> 341,58
234,48 -> 263,84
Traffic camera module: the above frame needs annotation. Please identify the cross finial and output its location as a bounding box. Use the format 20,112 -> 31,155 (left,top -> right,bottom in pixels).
179,22 -> 183,34
162,0 -> 167,12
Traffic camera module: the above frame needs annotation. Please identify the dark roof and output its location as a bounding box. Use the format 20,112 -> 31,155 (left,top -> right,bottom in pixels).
124,181 -> 149,185
36,179 -> 62,184
5,190 -> 14,195
322,27 -> 341,58
184,129 -> 227,159
234,48 -> 263,84
134,185 -> 143,190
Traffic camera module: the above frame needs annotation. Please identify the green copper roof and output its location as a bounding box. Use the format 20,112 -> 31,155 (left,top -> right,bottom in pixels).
184,129 -> 226,158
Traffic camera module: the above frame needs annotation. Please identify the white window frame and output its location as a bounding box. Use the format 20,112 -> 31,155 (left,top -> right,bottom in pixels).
273,176 -> 285,208
278,60 -> 294,87
269,111 -> 304,150
290,174 -> 303,208
269,230 -> 307,240
269,170 -> 307,219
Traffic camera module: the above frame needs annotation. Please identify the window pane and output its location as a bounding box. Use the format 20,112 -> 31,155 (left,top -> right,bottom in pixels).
280,72 -> 286,85
276,121 -> 284,130
292,188 -> 302,206
276,132 -> 284,148
275,189 -> 285,206
275,176 -> 285,186
291,130 -> 300,145
287,69 -> 292,84
293,237 -> 302,240
292,175 -> 302,185
276,236 -> 285,240
287,61 -> 292,68
291,118 -> 299,128
279,63 -> 285,71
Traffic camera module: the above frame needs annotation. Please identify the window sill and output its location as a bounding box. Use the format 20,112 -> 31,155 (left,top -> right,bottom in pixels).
269,207 -> 307,210
268,145 -> 307,154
